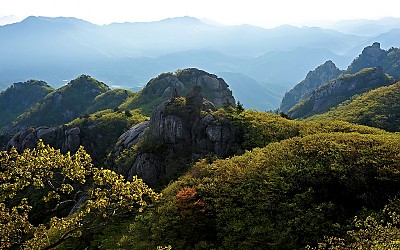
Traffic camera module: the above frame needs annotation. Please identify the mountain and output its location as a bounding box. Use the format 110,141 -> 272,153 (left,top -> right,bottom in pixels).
281,43 -> 400,114
244,47 -> 348,84
288,67 -> 394,118
310,81 -> 400,132
0,16 -> 372,93
279,60 -> 342,113
329,17 -> 400,36
347,42 -> 400,77
0,80 -> 54,128
123,68 -> 235,115
13,75 -> 110,128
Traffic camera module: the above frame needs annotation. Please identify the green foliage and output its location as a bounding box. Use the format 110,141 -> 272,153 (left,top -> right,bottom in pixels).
235,101 -> 245,114
67,109 -> 148,165
310,81 -> 400,132
85,88 -> 137,115
119,132 -> 400,249
14,75 -> 110,127
314,198 -> 400,249
0,80 -> 54,127
0,140 -> 159,249
217,109 -> 384,150
5,77 -> 139,130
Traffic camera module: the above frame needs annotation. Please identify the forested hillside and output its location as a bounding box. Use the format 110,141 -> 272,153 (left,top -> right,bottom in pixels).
1,43 -> 400,249
0,80 -> 54,127
288,67 -> 394,118
309,81 -> 400,131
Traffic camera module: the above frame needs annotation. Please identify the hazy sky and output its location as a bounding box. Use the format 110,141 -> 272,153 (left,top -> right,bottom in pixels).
1,0 -> 400,27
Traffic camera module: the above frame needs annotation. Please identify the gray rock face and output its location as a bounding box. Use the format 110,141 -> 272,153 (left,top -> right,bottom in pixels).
279,60 -> 342,113
114,86 -> 240,186
127,153 -> 162,185
116,121 -> 149,149
142,68 -> 235,109
7,126 -> 81,154
62,127 -> 81,152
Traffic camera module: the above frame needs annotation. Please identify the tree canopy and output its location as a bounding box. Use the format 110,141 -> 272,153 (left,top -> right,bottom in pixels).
0,141 -> 159,249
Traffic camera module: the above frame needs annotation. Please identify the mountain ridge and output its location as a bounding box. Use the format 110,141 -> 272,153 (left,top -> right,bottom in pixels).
288,67 -> 394,118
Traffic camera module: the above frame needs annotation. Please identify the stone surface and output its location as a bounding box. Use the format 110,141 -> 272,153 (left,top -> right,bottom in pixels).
6,126 -> 81,154
114,86 -> 240,186
117,121 -> 149,149
141,68 -> 235,109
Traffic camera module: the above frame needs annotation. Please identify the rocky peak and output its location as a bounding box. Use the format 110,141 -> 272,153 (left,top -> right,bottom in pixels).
279,60 -> 342,113
288,66 -> 394,119
346,42 -> 387,74
113,86 -> 240,186
363,42 -> 384,57
133,68 -> 235,114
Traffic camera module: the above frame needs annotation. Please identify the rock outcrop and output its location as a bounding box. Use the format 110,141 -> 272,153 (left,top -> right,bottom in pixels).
113,86 -> 240,186
288,67 -> 394,119
346,42 -> 386,74
279,60 -> 342,113
346,42 -> 400,78
7,126 -> 81,153
129,68 -> 236,114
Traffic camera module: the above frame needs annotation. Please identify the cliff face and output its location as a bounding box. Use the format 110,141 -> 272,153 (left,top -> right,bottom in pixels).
279,60 -> 342,113
113,86 -> 240,186
288,67 -> 394,119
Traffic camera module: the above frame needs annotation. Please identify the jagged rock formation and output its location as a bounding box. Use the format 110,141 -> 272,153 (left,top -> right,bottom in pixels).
279,60 -> 342,113
124,68 -> 236,114
116,121 -> 150,150
288,67 -> 394,119
113,86 -> 239,186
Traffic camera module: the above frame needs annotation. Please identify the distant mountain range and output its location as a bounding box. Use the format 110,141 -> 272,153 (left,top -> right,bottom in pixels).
1,16 -> 400,110
280,42 -> 400,115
